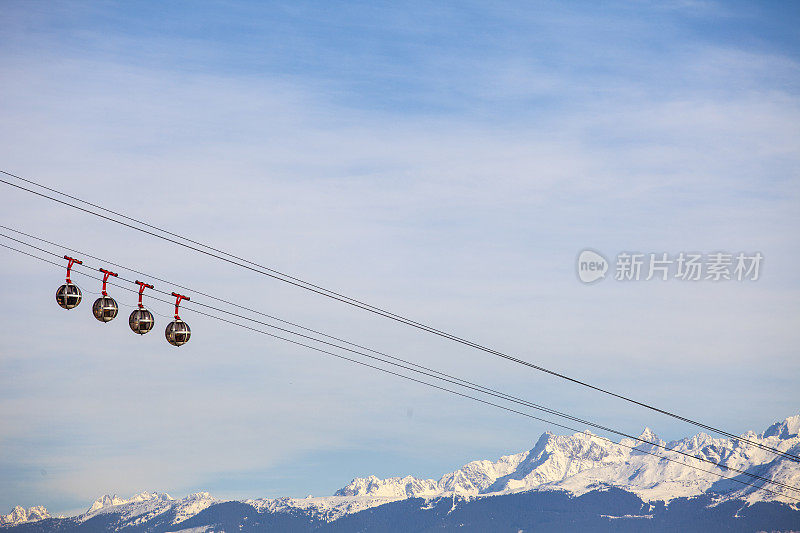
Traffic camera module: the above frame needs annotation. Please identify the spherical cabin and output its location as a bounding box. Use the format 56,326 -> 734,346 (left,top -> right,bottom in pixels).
129,308 -> 155,334
92,296 -> 119,322
55,283 -> 82,309
165,319 -> 191,346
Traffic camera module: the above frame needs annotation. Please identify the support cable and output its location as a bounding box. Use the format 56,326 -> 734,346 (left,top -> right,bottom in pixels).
1,237 -> 799,499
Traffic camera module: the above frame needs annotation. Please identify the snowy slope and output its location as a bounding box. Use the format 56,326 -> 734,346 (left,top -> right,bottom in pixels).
4,414 -> 799,527
76,491 -> 218,528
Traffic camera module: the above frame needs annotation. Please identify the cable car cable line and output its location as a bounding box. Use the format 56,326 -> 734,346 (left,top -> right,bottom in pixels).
3,224 -> 800,466
0,171 -> 795,461
0,240 -> 797,502
2,238 -> 800,499
6,247 -> 800,501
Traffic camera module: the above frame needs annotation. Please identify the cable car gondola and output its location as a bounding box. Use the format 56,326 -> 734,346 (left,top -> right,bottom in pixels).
165,319 -> 191,346
165,292 -> 191,346
92,268 -> 119,322
129,280 -> 155,334
56,255 -> 82,309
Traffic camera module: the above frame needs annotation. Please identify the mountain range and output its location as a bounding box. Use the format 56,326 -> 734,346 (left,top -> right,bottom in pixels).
3,414 -> 799,532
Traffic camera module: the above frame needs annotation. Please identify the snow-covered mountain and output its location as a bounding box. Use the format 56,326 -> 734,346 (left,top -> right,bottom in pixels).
3,414 -> 800,530
248,413 -> 800,521
0,492 -> 218,529
0,507 -> 49,527
327,414 -> 800,507
80,491 -> 218,527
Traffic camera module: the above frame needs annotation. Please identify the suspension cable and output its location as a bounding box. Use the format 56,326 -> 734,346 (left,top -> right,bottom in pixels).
1,236 -> 799,499
0,174 -> 794,463
5,223 -> 800,465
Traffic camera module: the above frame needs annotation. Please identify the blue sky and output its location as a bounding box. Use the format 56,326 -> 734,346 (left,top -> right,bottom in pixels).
1,0 -> 799,516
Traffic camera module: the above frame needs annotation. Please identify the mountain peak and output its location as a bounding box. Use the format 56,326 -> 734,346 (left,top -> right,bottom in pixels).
762,415 -> 800,440
86,491 -> 170,513
334,475 -> 439,498
88,494 -> 126,513
172,492 -> 217,524
0,505 -> 51,526
638,427 -> 658,442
